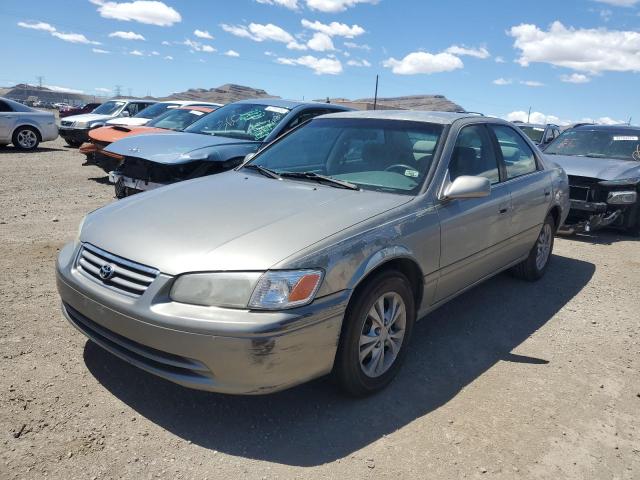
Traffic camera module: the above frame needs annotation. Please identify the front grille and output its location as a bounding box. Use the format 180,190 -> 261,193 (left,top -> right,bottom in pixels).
76,243 -> 159,297
61,120 -> 73,127
63,303 -> 210,379
569,186 -> 589,201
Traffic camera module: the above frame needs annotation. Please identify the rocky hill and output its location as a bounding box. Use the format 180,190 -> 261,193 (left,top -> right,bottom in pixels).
355,94 -> 464,112
160,84 -> 278,103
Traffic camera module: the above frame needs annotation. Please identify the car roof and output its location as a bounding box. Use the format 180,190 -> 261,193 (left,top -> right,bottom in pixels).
110,98 -> 157,103
232,98 -> 350,110
574,124 -> 638,132
317,110 -> 492,125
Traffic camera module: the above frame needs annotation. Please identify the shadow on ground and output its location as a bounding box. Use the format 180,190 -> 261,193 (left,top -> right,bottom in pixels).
83,254 -> 594,466
87,176 -> 112,185
0,146 -> 65,153
558,230 -> 638,245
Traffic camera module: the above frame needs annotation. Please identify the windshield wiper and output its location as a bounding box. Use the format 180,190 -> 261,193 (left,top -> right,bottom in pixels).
279,171 -> 359,190
243,164 -> 281,179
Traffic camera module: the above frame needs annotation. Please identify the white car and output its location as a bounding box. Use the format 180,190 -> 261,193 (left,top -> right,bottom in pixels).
58,99 -> 156,147
105,101 -> 223,127
0,97 -> 58,150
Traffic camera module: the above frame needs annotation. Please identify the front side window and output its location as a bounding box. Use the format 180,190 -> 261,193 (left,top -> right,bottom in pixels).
0,100 -> 12,112
518,125 -> 545,144
545,129 -> 640,161
247,118 -> 445,194
92,101 -> 125,115
491,125 -> 537,179
449,125 -> 500,184
186,103 -> 291,141
134,102 -> 176,118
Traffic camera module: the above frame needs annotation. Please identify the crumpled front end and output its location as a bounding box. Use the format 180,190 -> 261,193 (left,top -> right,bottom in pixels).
559,175 -> 639,234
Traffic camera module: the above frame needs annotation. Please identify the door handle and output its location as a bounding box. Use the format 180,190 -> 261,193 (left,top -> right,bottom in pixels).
544,190 -> 551,197
499,207 -> 509,214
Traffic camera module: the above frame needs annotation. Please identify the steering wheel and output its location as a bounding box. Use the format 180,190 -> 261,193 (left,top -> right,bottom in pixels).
384,164 -> 417,174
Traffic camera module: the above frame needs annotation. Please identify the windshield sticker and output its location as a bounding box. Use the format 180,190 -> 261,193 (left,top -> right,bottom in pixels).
613,136 -> 639,141
404,169 -> 419,178
248,120 -> 279,140
189,110 -> 205,116
265,106 -> 289,115
239,110 -> 266,122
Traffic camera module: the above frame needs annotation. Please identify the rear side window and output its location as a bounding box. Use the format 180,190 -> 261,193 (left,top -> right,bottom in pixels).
491,125 -> 537,179
0,100 -> 12,112
449,125 -> 500,184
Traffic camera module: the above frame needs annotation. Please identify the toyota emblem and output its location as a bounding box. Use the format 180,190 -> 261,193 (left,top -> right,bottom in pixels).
99,263 -> 116,280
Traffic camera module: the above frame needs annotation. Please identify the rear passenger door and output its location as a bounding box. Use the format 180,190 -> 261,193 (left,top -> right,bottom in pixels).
488,124 -> 551,256
435,124 -> 513,302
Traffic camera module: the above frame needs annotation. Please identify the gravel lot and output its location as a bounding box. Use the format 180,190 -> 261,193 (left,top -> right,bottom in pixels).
1,137 -> 639,480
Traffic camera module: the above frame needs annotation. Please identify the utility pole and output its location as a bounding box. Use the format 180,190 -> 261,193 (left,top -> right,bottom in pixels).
114,85 -> 122,97
36,76 -> 44,89
373,74 -> 379,111
527,106 -> 531,123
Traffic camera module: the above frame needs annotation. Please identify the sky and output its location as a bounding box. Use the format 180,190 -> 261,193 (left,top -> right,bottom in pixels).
1,0 -> 639,125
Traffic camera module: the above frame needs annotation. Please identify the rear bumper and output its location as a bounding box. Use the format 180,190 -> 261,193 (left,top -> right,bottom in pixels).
56,242 -> 347,394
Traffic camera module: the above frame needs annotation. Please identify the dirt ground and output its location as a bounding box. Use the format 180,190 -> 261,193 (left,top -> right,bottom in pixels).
1,137 -> 639,480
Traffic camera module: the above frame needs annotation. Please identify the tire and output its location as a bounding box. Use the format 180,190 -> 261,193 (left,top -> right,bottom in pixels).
12,127 -> 40,151
65,139 -> 82,148
333,270 -> 416,397
511,214 -> 555,281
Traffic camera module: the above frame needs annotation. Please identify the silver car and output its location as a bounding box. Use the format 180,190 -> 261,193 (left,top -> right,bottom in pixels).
56,111 -> 569,396
0,97 -> 58,150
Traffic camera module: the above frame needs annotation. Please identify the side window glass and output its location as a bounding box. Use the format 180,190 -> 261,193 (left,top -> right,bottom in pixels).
491,125 -> 537,179
449,125 -> 500,184
127,103 -> 141,116
285,109 -> 325,131
0,101 -> 12,112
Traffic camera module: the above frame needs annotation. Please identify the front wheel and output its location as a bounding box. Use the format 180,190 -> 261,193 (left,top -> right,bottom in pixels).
511,214 -> 555,281
333,271 -> 415,396
12,127 -> 40,151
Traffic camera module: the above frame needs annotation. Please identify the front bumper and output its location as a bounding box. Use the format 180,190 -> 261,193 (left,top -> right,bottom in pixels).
56,242 -> 347,394
108,172 -> 164,191
559,200 -> 623,234
58,127 -> 91,144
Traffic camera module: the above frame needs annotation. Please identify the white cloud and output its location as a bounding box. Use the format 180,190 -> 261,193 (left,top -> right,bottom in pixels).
161,40 -> 170,45
256,0 -> 299,9
109,30 -> 145,40
129,49 -> 144,56
495,56 -> 506,63
509,21 -> 640,73
287,41 -> 308,50
305,0 -> 378,12
194,29 -> 213,40
493,77 -> 512,85
344,41 -> 371,50
45,85 -> 85,94
307,32 -> 335,51
95,87 -> 112,93
90,0 -> 181,26
18,21 -> 100,44
164,55 -> 173,60
593,0 -> 639,6
276,55 -> 343,74
445,45 -> 490,59
383,51 -> 463,75
150,50 -> 160,55
301,19 -> 365,38
264,50 -> 276,56
182,38 -> 215,53
505,110 -> 623,126
347,58 -> 371,67
201,44 -> 216,52
560,73 -> 591,83
224,49 -> 240,57
92,48 -> 110,53
221,23 -> 294,44
520,80 -> 545,87
17,21 -> 56,32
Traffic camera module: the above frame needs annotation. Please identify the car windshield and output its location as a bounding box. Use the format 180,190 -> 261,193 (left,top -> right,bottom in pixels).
134,102 -> 175,118
545,129 -> 640,161
185,103 -> 290,141
92,101 -> 125,115
147,108 -> 211,131
518,126 -> 545,143
245,118 -> 444,195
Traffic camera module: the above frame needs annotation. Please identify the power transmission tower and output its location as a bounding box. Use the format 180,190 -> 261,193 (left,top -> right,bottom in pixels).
114,85 -> 122,97
36,76 -> 44,89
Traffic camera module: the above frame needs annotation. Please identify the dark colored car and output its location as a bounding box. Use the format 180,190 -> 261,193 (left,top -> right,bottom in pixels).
514,122 -> 561,146
105,99 -> 352,198
59,103 -> 102,118
544,125 -> 640,235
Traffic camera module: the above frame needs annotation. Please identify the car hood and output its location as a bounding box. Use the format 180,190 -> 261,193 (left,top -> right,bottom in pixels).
546,154 -> 640,181
81,171 -> 411,275
103,132 -> 257,164
63,113 -> 114,123
88,125 -> 168,143
106,117 -> 150,127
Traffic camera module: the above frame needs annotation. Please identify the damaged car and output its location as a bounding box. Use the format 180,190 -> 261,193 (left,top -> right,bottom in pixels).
104,99 -> 351,198
544,125 -> 640,235
56,111 -> 568,396
80,105 -> 217,173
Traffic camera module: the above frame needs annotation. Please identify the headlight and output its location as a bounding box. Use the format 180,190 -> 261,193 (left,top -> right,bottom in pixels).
607,191 -> 637,205
73,121 -> 87,128
170,269 -> 323,310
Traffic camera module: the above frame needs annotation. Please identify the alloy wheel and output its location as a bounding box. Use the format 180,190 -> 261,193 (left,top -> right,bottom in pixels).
535,223 -> 553,270
17,130 -> 37,149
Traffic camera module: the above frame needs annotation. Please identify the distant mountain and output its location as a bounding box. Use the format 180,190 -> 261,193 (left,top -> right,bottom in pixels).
356,94 -> 464,112
160,84 -> 278,103
3,84 -> 97,105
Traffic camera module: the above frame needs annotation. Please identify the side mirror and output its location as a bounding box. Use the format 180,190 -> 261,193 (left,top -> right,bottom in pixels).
244,152 -> 256,162
121,111 -> 130,117
442,175 -> 491,200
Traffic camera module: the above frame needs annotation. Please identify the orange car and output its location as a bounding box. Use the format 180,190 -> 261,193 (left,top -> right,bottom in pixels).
80,105 -> 216,173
